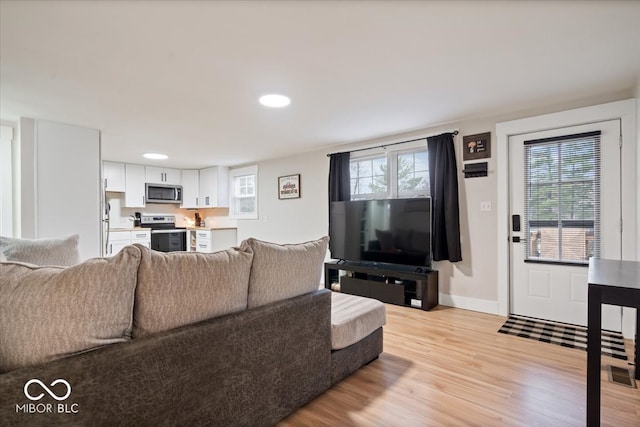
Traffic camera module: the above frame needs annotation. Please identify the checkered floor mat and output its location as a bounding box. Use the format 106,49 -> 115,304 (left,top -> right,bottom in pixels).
498,314 -> 627,360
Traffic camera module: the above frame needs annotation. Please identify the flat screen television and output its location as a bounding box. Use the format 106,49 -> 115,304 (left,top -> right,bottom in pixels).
329,198 -> 432,269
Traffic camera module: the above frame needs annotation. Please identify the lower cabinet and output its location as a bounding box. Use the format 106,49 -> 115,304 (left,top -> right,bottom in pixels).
188,229 -> 237,253
107,230 -> 150,256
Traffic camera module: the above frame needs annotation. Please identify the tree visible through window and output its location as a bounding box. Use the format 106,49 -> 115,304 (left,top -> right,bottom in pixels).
350,146 -> 429,200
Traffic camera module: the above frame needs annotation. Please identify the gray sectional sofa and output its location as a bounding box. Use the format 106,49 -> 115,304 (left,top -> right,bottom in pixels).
0,237 -> 384,426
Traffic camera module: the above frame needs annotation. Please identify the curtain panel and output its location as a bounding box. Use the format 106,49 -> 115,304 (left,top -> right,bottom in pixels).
427,133 -> 462,262
328,152 -> 351,202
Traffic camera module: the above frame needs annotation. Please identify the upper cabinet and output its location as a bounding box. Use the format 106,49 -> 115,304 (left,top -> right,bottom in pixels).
124,164 -> 146,208
145,166 -> 181,185
199,166 -> 229,208
103,161 -> 126,192
181,169 -> 200,209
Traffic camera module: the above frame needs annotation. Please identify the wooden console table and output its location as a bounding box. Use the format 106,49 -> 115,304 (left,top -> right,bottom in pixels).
324,261 -> 438,310
586,258 -> 640,427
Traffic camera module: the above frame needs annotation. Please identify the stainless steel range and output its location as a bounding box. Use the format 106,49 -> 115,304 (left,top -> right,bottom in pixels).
140,214 -> 187,252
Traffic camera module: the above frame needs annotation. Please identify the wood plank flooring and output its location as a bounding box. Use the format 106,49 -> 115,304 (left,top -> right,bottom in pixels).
278,304 -> 639,426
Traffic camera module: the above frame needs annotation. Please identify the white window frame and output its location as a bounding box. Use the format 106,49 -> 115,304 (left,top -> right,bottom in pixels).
228,165 -> 258,219
350,140 -> 429,200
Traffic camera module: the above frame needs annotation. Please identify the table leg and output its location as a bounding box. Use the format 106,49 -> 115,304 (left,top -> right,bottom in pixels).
587,285 -> 602,427
633,306 -> 640,380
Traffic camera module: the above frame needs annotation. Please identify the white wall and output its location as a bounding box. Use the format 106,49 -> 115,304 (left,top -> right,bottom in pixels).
0,125 -> 14,236
234,153 -> 329,244
19,119 -> 102,260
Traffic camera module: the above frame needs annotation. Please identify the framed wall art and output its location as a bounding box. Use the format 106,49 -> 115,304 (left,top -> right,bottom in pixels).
278,174 -> 301,199
462,132 -> 491,161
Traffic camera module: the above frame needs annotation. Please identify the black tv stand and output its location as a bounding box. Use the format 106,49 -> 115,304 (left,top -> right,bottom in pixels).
324,261 -> 438,310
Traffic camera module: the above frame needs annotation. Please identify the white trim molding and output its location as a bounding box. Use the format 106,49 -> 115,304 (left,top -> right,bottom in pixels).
439,293 -> 500,316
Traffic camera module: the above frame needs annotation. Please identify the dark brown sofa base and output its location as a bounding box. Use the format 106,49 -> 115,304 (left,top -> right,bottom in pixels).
330,327 -> 383,385
0,290 -> 331,427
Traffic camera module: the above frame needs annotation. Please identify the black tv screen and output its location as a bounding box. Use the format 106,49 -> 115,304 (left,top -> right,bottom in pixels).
329,198 -> 432,269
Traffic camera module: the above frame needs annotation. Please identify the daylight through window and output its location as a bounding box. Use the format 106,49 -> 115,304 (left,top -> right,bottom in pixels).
350,144 -> 429,200
524,131 -> 601,264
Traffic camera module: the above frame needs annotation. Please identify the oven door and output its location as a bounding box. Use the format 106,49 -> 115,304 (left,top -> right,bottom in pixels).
150,230 -> 187,252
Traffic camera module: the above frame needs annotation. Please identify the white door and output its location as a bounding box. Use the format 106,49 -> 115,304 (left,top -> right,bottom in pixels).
509,120 -> 621,330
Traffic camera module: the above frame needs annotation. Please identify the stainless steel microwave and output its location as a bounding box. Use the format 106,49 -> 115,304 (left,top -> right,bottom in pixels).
145,183 -> 183,204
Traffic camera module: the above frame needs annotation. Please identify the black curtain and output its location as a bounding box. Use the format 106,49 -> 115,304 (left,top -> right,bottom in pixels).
328,152 -> 351,202
427,133 -> 462,262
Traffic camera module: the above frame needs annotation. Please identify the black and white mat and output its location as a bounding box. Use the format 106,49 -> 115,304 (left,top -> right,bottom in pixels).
498,314 -> 627,360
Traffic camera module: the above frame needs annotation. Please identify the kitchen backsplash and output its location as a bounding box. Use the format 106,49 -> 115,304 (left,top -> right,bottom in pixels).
107,192 -> 238,228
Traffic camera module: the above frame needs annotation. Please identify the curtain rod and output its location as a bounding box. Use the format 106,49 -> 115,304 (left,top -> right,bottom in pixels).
326,130 -> 459,157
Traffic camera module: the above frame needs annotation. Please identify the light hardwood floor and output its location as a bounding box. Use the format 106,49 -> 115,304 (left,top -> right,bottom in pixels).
278,304 -> 639,426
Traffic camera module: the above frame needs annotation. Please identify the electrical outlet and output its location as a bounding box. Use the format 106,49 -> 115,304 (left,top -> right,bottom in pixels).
480,201 -> 492,212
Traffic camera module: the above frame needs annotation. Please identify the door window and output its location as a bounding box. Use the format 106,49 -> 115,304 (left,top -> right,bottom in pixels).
524,131 -> 601,264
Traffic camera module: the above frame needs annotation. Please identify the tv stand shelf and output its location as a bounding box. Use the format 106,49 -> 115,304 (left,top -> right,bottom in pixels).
324,261 -> 438,310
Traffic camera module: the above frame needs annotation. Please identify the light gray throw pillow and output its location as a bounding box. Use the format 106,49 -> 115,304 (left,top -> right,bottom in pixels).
0,246 -> 141,373
242,237 -> 329,308
132,244 -> 254,338
0,234 -> 81,266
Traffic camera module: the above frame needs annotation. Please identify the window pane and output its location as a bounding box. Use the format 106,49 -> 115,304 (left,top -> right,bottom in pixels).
524,133 -> 600,264
414,151 -> 429,172
349,156 -> 387,198
358,160 -> 372,176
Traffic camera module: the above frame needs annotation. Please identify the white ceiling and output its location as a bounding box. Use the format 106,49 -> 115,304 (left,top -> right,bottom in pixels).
1,1 -> 639,169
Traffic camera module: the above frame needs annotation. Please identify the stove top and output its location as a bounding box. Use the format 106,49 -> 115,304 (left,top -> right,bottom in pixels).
140,214 -> 182,230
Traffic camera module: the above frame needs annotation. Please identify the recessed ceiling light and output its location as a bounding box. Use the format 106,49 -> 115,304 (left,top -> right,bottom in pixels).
143,153 -> 168,160
259,94 -> 290,108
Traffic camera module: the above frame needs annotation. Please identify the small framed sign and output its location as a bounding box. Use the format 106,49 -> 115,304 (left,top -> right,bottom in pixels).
278,174 -> 301,199
462,132 -> 491,161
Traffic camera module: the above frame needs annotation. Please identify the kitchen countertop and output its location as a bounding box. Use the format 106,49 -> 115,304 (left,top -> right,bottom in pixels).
110,227 -> 148,232
187,227 -> 238,230
109,226 -> 237,231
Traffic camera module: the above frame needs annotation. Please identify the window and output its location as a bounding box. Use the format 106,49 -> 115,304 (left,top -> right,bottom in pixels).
524,131 -> 600,264
350,156 -> 387,200
229,165 -> 258,219
350,143 -> 429,200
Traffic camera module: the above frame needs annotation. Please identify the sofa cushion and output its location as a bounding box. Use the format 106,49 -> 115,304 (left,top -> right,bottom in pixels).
242,237 -> 329,308
132,244 -> 254,338
0,246 -> 141,373
0,234 -> 80,266
331,291 -> 386,350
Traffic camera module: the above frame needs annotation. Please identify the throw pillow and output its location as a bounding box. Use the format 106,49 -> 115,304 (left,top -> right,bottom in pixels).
242,236 -> 329,308
0,234 -> 81,266
132,244 -> 254,338
0,246 -> 141,373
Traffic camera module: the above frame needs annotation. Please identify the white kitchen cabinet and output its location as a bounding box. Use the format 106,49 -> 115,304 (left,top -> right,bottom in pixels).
198,166 -> 229,207
130,229 -> 151,248
125,164 -> 146,208
103,161 -> 126,192
195,229 -> 237,253
107,229 -> 150,256
145,166 -> 181,185
180,169 -> 200,208
107,231 -> 132,256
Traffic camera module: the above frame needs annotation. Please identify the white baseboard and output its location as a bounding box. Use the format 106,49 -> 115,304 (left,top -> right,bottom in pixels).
439,293 -> 500,315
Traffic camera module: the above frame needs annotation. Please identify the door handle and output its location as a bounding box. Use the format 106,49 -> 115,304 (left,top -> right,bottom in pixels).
512,236 -> 527,243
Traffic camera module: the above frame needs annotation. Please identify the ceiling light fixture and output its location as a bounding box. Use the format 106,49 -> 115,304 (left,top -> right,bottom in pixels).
259,94 -> 290,108
143,153 -> 168,160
